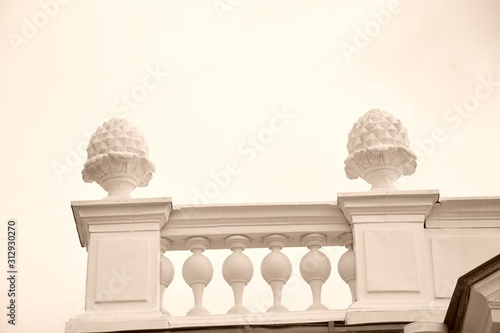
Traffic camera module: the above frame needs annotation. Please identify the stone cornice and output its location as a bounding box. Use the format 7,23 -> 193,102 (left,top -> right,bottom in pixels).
161,202 -> 350,250
426,197 -> 500,228
337,190 -> 440,224
71,197 -> 172,248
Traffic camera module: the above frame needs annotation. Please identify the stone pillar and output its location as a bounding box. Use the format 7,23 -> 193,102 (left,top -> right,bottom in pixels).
160,237 -> 175,315
338,232 -> 356,304
222,235 -> 253,314
338,190 -> 441,324
299,233 -> 331,310
182,236 -> 213,316
261,234 -> 292,312
66,197 -> 172,333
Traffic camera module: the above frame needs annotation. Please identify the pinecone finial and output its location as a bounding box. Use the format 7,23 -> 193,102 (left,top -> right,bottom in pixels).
344,109 -> 416,190
82,118 -> 155,199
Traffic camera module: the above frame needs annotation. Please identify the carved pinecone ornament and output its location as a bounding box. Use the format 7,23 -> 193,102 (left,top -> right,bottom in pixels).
344,109 -> 417,185
86,117 -> 150,159
82,118 -> 155,188
347,109 -> 410,154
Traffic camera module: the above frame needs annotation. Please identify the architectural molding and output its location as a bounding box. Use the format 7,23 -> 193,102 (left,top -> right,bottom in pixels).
162,202 -> 350,250
337,190 -> 439,225
404,322 -> 448,333
426,197 -> 500,229
337,190 -> 441,325
72,197 -> 172,248
65,114 -> 500,332
445,254 -> 500,333
166,309 -> 346,328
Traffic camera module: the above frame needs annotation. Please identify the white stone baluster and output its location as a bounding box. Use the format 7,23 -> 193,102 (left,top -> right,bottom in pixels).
160,238 -> 174,315
261,234 -> 292,312
338,232 -> 356,303
299,233 -> 331,310
182,236 -> 213,315
222,235 -> 253,314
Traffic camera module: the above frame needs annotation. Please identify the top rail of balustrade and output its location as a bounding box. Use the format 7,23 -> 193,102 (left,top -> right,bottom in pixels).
161,201 -> 351,250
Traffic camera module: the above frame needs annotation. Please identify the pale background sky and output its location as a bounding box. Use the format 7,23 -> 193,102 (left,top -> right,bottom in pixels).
1,1 -> 500,332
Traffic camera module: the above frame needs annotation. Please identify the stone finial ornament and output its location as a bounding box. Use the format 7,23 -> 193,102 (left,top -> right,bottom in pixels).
344,109 -> 416,190
82,118 -> 155,199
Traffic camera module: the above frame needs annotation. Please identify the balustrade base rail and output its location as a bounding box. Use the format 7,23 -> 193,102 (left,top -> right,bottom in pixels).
168,309 -> 347,328
66,309 -> 347,333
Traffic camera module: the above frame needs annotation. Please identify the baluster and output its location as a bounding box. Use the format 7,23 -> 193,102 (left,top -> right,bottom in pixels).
299,233 -> 331,310
222,235 -> 253,314
261,234 -> 291,312
338,232 -> 356,303
182,236 -> 213,315
160,238 -> 175,315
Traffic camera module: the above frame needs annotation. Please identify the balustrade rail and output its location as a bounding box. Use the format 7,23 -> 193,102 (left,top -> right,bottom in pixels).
158,202 -> 355,324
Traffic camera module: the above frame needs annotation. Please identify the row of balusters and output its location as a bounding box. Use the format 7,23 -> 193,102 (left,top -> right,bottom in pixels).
159,232 -> 356,316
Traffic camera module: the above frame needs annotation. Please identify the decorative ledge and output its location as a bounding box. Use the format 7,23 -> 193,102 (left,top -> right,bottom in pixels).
162,201 -> 350,250
426,197 -> 500,229
71,197 -> 172,248
167,309 -> 347,328
337,190 -> 439,224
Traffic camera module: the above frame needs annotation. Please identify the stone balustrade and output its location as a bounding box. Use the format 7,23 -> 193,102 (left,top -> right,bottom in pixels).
160,202 -> 354,317
66,114 -> 500,333
160,231 -> 348,316
66,192 -> 500,333
67,199 -> 356,332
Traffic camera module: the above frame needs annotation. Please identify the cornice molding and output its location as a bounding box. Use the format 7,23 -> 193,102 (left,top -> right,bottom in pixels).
337,190 -> 439,224
426,197 -> 500,228
71,197 -> 172,248
161,202 -> 350,250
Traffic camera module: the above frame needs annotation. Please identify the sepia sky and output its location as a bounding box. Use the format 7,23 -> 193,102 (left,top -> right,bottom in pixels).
1,1 -> 500,332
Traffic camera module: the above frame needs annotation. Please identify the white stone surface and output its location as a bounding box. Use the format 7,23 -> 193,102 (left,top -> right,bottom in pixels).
344,109 -> 417,190
338,190 -> 442,324
364,229 -> 420,292
67,188 -> 500,331
299,233 -> 331,310
182,236 -> 213,316
222,235 -> 253,314
160,238 -> 174,315
404,322 -> 448,332
426,197 -> 500,228
82,118 -> 155,199
338,232 -> 356,303
162,202 -> 351,249
165,309 -> 347,328
94,238 -> 150,303
430,234 -> 500,298
261,234 -> 292,312
66,198 -> 172,332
